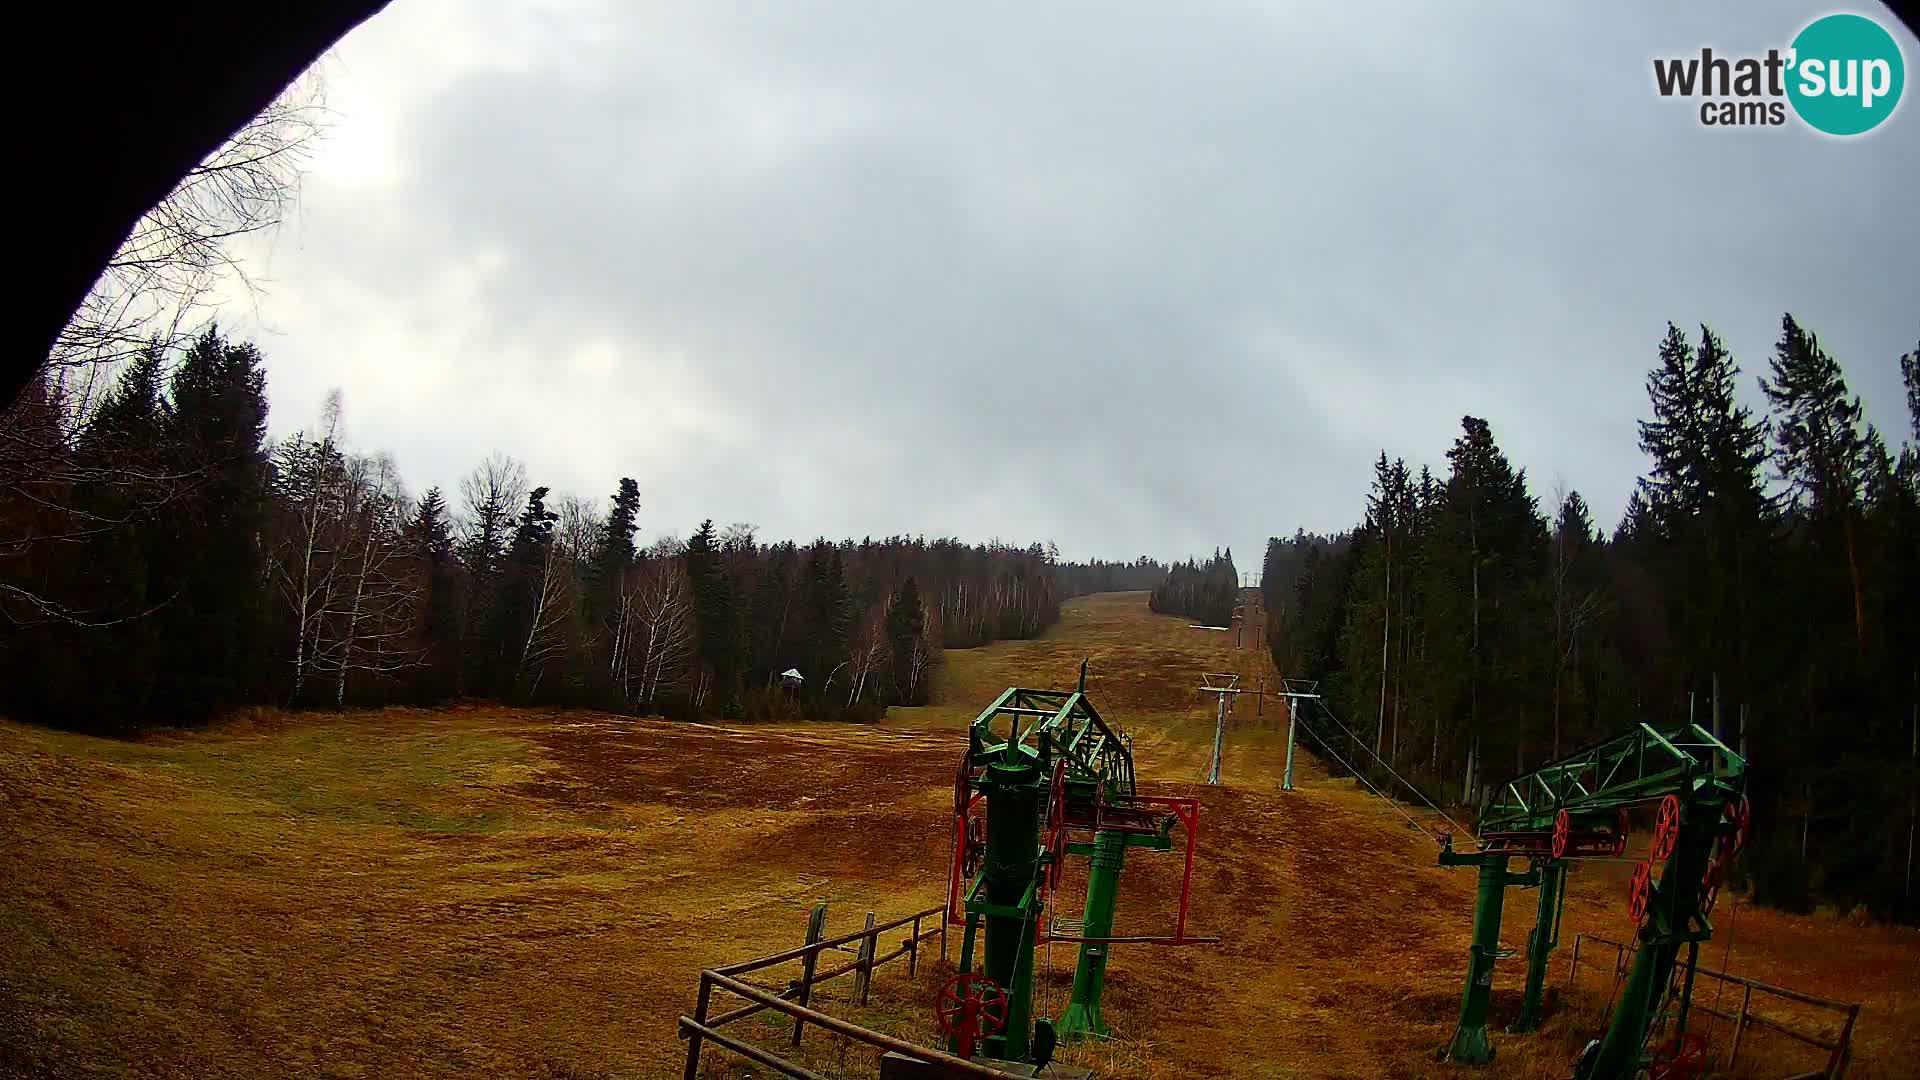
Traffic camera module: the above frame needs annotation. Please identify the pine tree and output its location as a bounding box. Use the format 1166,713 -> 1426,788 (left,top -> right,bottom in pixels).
587,478 -> 640,627
495,486 -> 560,698
886,576 -> 928,704
800,543 -> 852,707
686,519 -> 744,714
1633,323 -> 1772,705
1760,314 -> 1871,648
1436,416 -> 1549,779
410,487 -> 461,701
154,326 -> 272,720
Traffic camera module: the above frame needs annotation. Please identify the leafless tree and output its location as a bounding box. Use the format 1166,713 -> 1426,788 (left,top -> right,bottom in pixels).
518,512 -> 576,697
49,75 -> 327,385
317,451 -> 422,704
457,453 -> 528,570
631,555 -> 696,708
3,76 -> 326,631
845,609 -> 889,708
904,607 -> 939,703
455,453 -> 527,692
267,397 -> 348,702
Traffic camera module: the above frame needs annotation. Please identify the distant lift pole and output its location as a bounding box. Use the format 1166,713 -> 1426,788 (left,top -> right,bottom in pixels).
1275,680 -> 1320,792
1196,674 -> 1242,785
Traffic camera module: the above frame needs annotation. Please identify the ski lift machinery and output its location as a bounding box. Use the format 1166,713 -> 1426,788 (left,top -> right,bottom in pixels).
941,662 -> 1215,1067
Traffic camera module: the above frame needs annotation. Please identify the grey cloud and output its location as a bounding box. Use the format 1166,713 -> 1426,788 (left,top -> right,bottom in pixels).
233,0 -> 1919,565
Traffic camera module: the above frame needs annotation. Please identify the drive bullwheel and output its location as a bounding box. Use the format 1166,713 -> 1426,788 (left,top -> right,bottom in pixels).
935,973 -> 1007,1060
1044,760 -> 1068,894
1649,1031 -> 1710,1080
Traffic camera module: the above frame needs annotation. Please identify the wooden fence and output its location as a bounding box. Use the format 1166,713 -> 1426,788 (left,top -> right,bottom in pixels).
1569,932 -> 1862,1080
679,902 -> 1030,1080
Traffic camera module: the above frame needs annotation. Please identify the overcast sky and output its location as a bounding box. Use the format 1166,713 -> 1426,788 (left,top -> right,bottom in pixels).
217,0 -> 1920,568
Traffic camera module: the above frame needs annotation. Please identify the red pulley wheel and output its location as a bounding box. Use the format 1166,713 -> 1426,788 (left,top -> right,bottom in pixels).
1651,794 -> 1682,863
954,748 -> 973,819
1699,863 -> 1722,918
1650,1031 -> 1710,1080
935,973 -> 1008,1060
1552,809 -> 1571,859
1727,795 -> 1751,857
1628,861 -> 1653,924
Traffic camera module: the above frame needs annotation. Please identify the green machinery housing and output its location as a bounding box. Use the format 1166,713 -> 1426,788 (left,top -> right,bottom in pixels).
1436,721 -> 1748,1080
943,669 -> 1205,1064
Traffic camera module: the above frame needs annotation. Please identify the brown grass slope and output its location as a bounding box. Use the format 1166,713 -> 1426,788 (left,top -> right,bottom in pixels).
2,592 -> 1915,1079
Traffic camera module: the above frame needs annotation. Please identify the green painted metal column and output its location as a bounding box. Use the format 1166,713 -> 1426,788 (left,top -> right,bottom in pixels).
1058,828 -> 1128,1041
978,758 -> 1042,1062
1440,851 -> 1539,1064
1580,798 -> 1718,1080
1450,855 -> 1510,1064
1513,859 -> 1566,1034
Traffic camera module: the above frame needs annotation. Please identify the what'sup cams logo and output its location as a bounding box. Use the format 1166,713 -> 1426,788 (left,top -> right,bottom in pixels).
1653,12 -> 1906,135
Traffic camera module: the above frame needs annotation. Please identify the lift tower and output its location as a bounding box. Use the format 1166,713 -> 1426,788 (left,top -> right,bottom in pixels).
1437,722 -> 1747,1080
945,666 -> 1207,1063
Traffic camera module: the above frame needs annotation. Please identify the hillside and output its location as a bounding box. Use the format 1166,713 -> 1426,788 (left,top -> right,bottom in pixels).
3,592 -> 1915,1079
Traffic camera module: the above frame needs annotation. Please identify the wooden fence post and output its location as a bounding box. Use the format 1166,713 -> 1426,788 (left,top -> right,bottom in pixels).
1727,982 -> 1754,1069
791,902 -> 827,1048
854,912 -> 878,1006
1829,1003 -> 1860,1079
908,913 -> 922,977
682,975 -> 712,1080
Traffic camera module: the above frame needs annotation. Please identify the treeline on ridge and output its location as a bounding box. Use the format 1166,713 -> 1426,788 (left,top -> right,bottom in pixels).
1,328 -> 1151,732
1147,550 -> 1240,627
1263,315 -> 1919,921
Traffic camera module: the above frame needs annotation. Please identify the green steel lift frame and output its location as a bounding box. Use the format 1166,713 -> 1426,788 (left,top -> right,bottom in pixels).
944,668 -> 1205,1063
1437,721 -> 1746,1079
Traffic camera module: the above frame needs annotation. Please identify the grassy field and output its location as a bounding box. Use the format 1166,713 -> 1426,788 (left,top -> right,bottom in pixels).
3,592 -> 1916,1079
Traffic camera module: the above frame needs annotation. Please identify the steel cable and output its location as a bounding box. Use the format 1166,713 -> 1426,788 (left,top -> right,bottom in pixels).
1311,698 -> 1476,840
1289,719 -> 1444,844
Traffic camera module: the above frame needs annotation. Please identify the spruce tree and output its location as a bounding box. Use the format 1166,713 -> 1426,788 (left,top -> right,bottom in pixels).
1760,314 -> 1870,647
686,519 -> 744,713
410,487 -> 461,701
155,326 -> 272,721
886,576 -> 927,704
587,478 -> 640,628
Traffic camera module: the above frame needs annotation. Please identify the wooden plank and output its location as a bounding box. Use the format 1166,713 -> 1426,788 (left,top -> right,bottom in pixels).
716,904 -> 941,976
1738,1008 -> 1843,1052
791,903 -> 828,1048
854,912 -> 878,1006
678,1016 -> 831,1080
707,972 -> 1034,1080
682,977 -> 712,1080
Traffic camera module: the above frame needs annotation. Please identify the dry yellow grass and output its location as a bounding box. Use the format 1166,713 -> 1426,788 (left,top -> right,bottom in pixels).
2,592 -> 1915,1079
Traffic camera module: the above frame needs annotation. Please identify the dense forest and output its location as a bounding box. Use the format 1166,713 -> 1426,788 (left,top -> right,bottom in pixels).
0,328 -> 1145,731
1263,316 -> 1919,921
1056,557 -> 1170,599
1147,550 -> 1241,627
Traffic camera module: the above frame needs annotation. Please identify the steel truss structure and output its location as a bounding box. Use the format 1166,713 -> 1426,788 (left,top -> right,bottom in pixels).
1437,722 -> 1748,1080
944,667 -> 1209,1065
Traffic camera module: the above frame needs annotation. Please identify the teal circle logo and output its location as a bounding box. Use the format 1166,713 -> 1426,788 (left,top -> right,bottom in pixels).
1787,13 -> 1905,135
